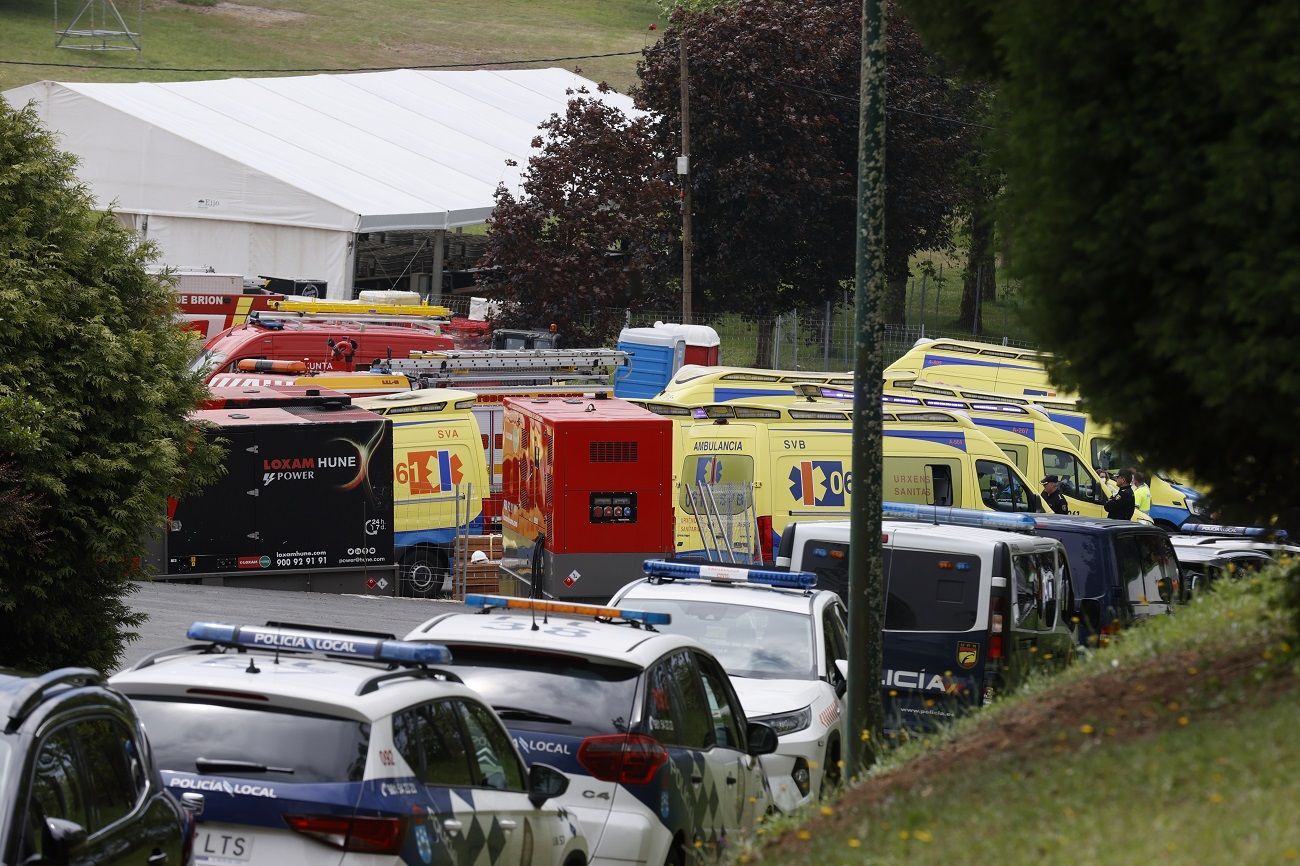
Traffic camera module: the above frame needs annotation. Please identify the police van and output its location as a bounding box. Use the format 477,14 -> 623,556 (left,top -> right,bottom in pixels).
669,402 -> 1043,562
775,504 -> 1075,729
110,622 -> 586,866
355,389 -> 492,596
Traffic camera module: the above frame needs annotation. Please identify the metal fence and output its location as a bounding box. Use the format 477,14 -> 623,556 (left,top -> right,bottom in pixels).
603,306 -> 1037,371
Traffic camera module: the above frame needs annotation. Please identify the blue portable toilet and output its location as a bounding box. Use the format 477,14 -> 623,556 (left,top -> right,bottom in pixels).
615,326 -> 686,397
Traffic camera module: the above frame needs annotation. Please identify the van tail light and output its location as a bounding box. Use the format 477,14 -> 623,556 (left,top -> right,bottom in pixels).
756,516 -> 774,564
988,594 -> 1005,660
284,814 -> 407,854
577,734 -> 668,785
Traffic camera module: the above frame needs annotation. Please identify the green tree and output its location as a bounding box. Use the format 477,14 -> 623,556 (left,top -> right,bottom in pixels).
902,0 -> 1300,528
481,91 -> 679,347
0,102 -> 221,672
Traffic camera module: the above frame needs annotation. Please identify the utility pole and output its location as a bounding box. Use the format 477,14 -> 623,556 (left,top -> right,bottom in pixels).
678,33 -> 693,321
847,0 -> 886,775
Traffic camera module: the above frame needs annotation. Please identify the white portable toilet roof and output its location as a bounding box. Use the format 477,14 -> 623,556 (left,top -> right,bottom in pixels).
653,321 -> 720,347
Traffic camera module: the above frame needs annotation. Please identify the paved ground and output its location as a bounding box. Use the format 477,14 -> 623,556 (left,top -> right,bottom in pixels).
120,581 -> 469,672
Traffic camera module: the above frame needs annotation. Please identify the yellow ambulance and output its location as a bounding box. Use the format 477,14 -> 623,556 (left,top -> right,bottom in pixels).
673,401 -> 1042,562
353,389 -> 491,596
885,337 -> 1063,396
905,376 -> 1207,528
656,365 -> 854,404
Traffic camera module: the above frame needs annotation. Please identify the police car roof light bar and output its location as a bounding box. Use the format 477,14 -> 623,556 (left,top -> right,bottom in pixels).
463,595 -> 672,626
883,501 -> 1038,532
641,559 -> 818,589
186,622 -> 453,665
1180,523 -> 1289,540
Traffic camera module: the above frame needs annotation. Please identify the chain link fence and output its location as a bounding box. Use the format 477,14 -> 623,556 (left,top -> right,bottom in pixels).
599,304 -> 1037,371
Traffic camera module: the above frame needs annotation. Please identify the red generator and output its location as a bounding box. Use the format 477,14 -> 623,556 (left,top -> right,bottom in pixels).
500,396 -> 673,601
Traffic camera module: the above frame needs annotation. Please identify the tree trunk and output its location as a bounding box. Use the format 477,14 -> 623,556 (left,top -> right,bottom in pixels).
752,319 -> 775,367
882,259 -> 909,325
958,207 -> 994,333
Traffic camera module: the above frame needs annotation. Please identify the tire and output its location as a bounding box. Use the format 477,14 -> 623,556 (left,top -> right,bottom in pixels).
819,739 -> 842,799
663,834 -> 686,866
399,546 -> 449,598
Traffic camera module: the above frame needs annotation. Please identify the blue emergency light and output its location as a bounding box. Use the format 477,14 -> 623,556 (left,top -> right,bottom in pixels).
1181,524 -> 1289,540
641,559 -> 818,589
186,622 -> 453,664
462,595 -> 673,626
882,501 -> 1038,532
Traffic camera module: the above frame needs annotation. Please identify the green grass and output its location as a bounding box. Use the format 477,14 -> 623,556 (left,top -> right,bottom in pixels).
1,0 -> 662,94
741,567 -> 1300,866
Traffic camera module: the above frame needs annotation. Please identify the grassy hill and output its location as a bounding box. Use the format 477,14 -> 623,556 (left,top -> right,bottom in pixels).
744,568 -> 1300,866
0,0 -> 662,94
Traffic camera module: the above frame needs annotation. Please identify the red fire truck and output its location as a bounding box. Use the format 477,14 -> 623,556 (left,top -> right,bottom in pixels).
499,396 -> 674,601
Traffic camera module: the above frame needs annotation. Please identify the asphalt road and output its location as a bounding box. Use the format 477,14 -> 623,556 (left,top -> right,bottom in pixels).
120,581 -> 469,673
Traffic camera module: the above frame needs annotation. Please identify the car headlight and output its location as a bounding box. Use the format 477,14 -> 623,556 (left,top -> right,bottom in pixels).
755,705 -> 812,736
1186,497 -> 1208,517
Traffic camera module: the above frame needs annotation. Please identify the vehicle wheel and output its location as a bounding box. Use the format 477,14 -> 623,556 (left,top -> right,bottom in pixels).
663,834 -> 686,866
820,740 -> 842,798
400,546 -> 449,598
1156,520 -> 1180,532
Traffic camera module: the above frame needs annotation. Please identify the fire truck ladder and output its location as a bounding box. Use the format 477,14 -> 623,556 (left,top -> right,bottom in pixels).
388,349 -> 629,392
271,299 -> 453,318
250,310 -> 450,330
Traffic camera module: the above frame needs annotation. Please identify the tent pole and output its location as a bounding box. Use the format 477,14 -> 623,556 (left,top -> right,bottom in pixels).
430,229 -> 446,303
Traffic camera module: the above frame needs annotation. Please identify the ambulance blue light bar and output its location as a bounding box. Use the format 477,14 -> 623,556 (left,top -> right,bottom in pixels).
463,595 -> 672,625
186,622 -> 452,664
1181,524 -> 1289,540
882,501 -> 1037,532
642,560 -> 818,589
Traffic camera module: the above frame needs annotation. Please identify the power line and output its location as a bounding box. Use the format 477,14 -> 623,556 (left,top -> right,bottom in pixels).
0,50 -> 642,75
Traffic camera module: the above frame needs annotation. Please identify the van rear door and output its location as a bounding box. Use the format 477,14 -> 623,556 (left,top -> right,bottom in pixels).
879,545 -> 988,729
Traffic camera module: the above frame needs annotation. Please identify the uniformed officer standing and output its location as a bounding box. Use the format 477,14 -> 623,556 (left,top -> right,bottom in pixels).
1040,475 -> 1070,514
1103,468 -> 1137,520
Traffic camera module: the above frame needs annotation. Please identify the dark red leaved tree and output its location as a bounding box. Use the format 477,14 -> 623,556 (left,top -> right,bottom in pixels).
480,90 -> 679,346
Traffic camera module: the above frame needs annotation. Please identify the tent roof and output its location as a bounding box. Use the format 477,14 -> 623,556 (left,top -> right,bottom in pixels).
3,69 -> 637,232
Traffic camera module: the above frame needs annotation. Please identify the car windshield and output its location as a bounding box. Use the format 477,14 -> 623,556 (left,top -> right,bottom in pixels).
132,698 -> 370,783
442,647 -> 640,737
619,598 -> 816,680
189,348 -> 226,376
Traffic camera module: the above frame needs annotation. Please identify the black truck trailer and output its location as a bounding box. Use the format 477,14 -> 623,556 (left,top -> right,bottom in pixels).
151,399 -> 397,594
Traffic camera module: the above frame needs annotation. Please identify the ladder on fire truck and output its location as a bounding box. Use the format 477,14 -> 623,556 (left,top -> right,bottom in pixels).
386,348 -> 629,393
249,298 -> 454,330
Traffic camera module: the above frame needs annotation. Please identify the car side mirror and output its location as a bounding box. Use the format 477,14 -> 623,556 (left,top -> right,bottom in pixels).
528,762 -> 569,808
746,722 -> 780,757
43,817 -> 87,865
833,658 -> 849,696
1026,492 -> 1043,513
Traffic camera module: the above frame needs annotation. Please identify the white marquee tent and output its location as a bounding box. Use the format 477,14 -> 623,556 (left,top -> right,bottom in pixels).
3,69 -> 636,297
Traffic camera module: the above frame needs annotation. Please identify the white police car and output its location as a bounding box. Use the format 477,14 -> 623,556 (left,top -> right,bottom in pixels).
609,562 -> 848,813
109,622 -> 586,866
403,596 -> 777,866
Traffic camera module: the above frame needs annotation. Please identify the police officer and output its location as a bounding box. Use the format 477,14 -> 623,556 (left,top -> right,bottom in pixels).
1132,469 -> 1152,516
1103,468 -> 1137,520
1040,475 -> 1070,514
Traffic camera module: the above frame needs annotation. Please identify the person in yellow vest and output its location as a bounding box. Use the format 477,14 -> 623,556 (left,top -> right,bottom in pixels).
1132,469 -> 1153,516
